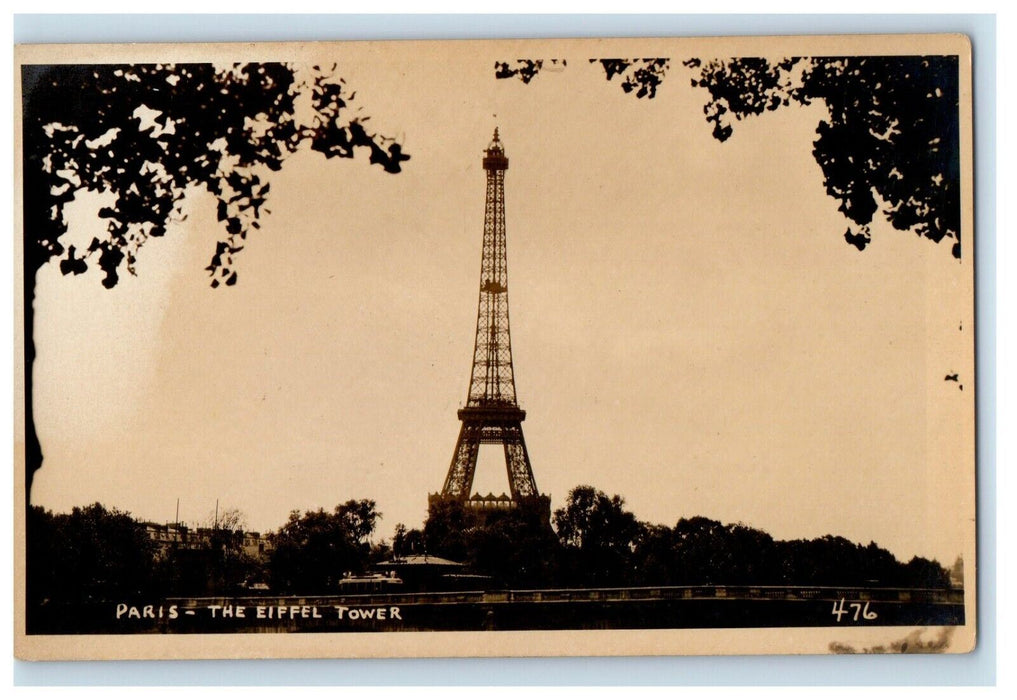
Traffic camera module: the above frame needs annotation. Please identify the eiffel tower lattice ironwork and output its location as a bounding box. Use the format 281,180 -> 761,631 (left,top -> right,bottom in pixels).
438,129 -> 544,508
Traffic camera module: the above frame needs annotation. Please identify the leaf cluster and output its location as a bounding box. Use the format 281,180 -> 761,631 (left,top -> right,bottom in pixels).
22,62 -> 409,289
686,56 -> 961,256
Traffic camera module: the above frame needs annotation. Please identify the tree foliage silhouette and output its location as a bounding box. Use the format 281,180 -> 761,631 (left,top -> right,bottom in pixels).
553,485 -> 641,586
496,54 -> 960,257
20,62 -> 409,499
268,500 -> 380,594
26,504 -> 156,614
461,506 -> 560,587
421,498 -> 560,586
629,516 -> 951,588
685,56 -> 960,258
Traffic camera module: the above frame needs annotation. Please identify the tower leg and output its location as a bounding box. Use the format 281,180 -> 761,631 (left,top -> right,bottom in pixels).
444,423 -> 480,498
503,427 -> 538,499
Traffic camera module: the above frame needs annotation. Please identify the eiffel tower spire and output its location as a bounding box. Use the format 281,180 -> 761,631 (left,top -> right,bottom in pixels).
437,129 -> 544,508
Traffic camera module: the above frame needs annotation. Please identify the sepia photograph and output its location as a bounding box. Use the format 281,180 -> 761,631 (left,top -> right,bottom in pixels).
14,33 -> 975,660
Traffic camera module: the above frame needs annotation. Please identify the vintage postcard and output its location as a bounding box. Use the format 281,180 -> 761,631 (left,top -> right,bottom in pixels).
14,34 -> 975,660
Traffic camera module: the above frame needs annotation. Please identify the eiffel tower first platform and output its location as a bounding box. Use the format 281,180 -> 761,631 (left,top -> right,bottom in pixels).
429,129 -> 550,521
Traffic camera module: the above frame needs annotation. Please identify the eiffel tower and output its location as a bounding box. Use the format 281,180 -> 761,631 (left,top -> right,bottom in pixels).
431,129 -> 549,519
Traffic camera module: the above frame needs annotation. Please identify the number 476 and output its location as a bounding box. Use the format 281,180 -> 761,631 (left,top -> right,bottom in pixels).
831,598 -> 878,622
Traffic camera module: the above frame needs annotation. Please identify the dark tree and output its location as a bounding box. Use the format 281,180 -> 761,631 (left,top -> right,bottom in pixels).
901,556 -> 952,589
26,504 -> 156,610
463,506 -> 561,587
423,498 -> 472,562
20,62 -> 409,502
422,498 -> 560,586
334,498 -> 381,544
496,54 -> 961,258
267,500 -> 380,594
630,523 -> 679,585
855,540 -> 906,587
391,522 -> 426,558
494,59 -> 566,84
589,58 -> 670,99
553,485 -> 642,586
663,517 -> 776,586
685,56 -> 960,257
780,534 -> 867,586
369,539 -> 393,565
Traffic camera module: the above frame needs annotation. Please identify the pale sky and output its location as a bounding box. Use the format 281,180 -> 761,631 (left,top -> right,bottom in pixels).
27,40 -> 974,567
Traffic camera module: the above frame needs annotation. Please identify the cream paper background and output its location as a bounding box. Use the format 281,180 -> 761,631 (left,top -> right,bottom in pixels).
14,34 -> 975,660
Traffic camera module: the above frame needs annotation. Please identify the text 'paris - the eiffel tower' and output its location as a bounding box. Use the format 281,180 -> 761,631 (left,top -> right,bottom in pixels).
431,129 -> 550,520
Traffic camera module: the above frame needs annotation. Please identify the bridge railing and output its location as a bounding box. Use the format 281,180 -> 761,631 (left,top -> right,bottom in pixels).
166,585 -> 963,610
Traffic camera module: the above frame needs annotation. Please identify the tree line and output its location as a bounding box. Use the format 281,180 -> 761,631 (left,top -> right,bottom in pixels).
414,485 -> 953,590
26,500 -> 384,611
27,485 -> 954,615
